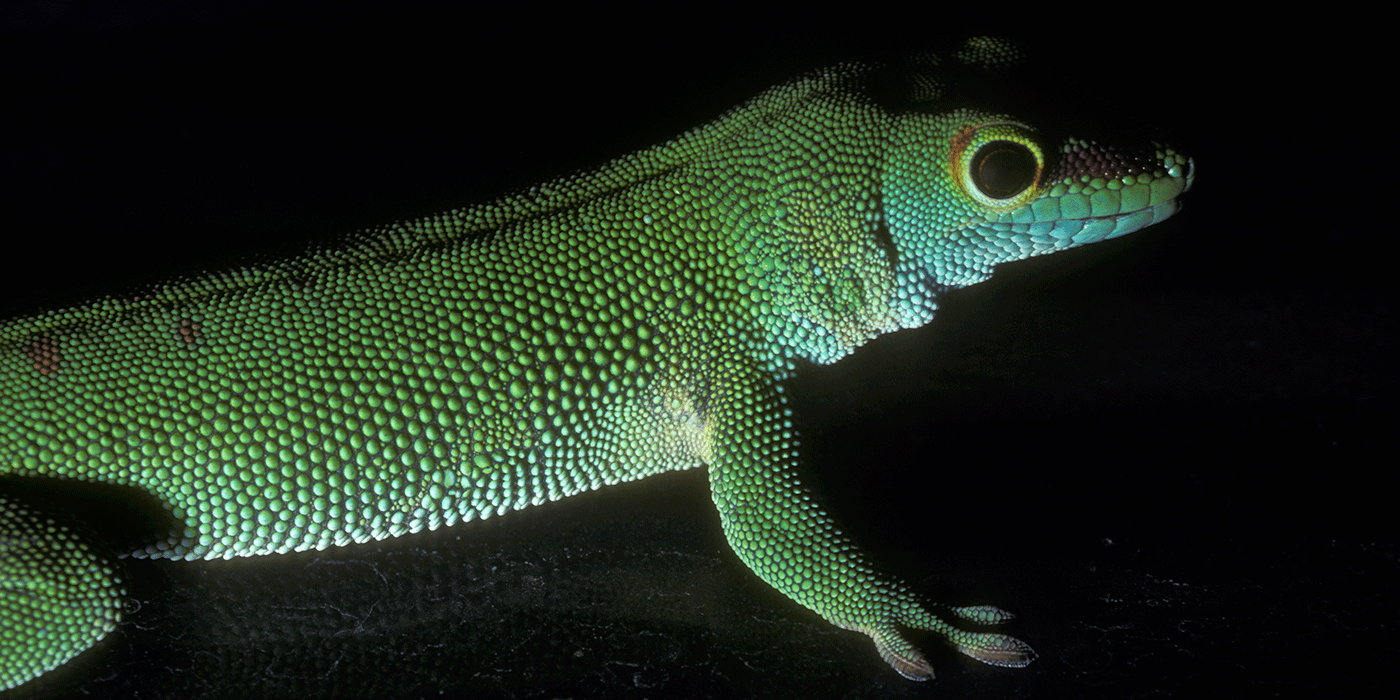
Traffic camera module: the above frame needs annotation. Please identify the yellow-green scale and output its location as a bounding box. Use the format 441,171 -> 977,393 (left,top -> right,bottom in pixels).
2,39 -> 1192,691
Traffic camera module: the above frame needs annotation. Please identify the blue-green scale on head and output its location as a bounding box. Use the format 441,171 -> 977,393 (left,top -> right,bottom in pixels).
0,36 -> 1191,691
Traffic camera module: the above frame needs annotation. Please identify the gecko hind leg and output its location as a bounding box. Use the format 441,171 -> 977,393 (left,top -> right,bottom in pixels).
0,491 -> 125,692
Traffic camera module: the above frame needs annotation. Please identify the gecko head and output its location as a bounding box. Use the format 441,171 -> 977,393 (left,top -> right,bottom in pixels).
878,106 -> 1194,326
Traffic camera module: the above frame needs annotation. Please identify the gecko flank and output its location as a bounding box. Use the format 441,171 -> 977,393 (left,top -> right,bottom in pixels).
0,37 -> 1192,692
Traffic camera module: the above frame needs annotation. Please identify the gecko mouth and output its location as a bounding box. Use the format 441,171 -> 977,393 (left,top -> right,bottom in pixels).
1037,151 -> 1194,242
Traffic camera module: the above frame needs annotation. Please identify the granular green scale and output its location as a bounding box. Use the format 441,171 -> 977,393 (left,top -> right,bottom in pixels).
1,39 -> 1191,691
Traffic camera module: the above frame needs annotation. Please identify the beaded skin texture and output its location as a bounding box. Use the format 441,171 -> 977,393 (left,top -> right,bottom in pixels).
0,37 -> 1192,691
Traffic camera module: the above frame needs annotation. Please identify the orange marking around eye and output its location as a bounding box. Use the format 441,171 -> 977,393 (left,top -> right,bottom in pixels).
947,124 -> 977,182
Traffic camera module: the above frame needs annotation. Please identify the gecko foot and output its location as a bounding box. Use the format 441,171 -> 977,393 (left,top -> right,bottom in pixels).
866,602 -> 1036,680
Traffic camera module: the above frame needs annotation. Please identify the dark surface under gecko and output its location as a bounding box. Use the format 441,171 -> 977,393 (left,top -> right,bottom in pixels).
2,3 -> 1391,698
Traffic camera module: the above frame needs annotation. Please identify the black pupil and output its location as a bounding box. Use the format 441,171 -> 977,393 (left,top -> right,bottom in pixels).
972,142 -> 1035,199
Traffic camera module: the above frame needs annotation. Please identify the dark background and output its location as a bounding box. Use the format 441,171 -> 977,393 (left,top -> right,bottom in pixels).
2,3 -> 1390,699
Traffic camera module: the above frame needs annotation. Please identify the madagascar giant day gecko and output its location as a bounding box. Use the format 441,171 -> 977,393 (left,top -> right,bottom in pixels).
0,37 -> 1192,692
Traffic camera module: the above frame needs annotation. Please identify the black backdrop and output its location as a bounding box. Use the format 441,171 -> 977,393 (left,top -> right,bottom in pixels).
2,3 -> 1390,698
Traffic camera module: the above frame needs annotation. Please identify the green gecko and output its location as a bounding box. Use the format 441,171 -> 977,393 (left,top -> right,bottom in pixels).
0,37 -> 1192,692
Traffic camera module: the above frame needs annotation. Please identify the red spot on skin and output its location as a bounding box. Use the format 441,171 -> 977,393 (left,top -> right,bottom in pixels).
176,319 -> 201,344
118,291 -> 156,305
24,337 -> 61,376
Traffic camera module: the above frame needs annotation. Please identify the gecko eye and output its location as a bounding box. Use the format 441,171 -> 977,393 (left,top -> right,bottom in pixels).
970,141 -> 1036,199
